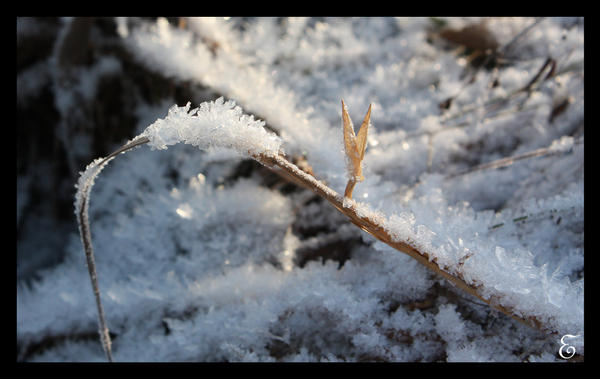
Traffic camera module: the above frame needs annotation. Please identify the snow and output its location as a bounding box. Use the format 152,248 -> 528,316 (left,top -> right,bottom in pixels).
17,17 -> 584,362
548,135 -> 575,153
140,98 -> 283,157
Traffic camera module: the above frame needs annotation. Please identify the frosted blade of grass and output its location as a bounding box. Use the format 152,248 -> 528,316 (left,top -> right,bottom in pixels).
74,136 -> 149,362
262,153 -> 547,333
74,97 -> 576,362
75,157 -> 116,362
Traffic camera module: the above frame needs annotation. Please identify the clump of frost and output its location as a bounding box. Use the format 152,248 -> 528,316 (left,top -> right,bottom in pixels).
140,97 -> 282,157
548,135 -> 575,153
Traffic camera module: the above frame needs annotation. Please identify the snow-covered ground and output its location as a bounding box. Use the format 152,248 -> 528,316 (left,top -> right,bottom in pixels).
17,17 -> 583,362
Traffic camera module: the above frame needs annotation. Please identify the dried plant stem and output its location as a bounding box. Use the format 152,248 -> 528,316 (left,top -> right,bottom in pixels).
75,136 -> 150,362
344,180 -> 357,199
256,152 -> 551,334
76,164 -> 114,363
78,134 -> 556,361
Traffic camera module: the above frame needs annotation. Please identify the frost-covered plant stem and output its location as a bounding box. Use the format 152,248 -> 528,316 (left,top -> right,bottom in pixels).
255,152 -> 549,333
74,136 -> 149,362
75,99 -> 560,361
77,199 -> 113,362
75,162 -> 114,362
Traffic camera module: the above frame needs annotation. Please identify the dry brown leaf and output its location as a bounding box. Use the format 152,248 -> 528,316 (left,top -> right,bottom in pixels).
342,100 -> 371,198
356,104 -> 372,161
342,100 -> 359,178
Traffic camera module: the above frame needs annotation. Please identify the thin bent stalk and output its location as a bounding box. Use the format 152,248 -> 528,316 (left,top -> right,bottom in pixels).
77,132 -> 554,361
254,152 -> 549,334
75,136 -> 149,362
76,163 -> 114,362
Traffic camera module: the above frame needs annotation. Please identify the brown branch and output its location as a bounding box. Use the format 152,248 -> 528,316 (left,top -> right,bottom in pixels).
77,129 -> 559,361
255,152 -> 552,334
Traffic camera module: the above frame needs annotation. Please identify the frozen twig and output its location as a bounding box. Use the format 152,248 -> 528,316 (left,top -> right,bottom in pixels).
74,136 -> 150,362
254,151 -> 551,334
75,99 -> 564,361
75,157 -> 115,362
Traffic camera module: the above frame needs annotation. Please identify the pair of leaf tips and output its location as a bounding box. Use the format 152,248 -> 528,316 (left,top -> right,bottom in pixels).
341,99 -> 372,199
341,99 -> 371,158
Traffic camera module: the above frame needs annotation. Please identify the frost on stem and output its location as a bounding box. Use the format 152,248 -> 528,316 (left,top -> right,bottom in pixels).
74,156 -> 116,362
74,136 -> 152,362
140,97 -> 282,157
74,96 -> 578,362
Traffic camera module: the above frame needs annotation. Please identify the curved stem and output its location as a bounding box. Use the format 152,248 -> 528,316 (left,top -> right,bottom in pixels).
256,152 -> 551,334
78,136 -> 554,362
75,136 -> 150,362
78,188 -> 114,362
